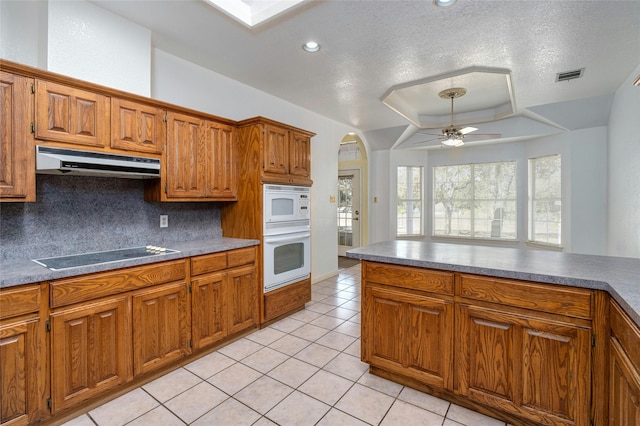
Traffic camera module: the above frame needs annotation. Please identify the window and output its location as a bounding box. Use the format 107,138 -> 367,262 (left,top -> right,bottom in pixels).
529,155 -> 561,246
397,166 -> 423,236
433,161 -> 517,240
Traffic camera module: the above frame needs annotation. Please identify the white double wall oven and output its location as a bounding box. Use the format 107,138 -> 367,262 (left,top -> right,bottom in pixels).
263,185 -> 311,292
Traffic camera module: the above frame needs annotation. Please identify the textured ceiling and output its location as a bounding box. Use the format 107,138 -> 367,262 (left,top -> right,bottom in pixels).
90,0 -> 640,150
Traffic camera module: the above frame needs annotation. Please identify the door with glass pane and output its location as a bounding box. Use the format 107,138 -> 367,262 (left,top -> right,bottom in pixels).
338,169 -> 361,256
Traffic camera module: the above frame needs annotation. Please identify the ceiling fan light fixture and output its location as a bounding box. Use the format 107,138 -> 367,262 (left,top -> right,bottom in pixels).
434,0 -> 457,7
303,41 -> 320,53
441,136 -> 463,147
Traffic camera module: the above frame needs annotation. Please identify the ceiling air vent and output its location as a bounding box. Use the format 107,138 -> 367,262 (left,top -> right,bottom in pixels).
556,68 -> 585,82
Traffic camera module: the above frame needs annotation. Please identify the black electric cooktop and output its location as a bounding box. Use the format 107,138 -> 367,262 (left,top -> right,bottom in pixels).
33,246 -> 179,271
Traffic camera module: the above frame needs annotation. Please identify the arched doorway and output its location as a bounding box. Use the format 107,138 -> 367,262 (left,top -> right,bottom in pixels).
338,134 -> 368,263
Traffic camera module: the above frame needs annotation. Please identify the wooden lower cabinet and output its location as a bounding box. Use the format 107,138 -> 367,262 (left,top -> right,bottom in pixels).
363,285 -> 453,389
609,300 -> 640,425
0,317 -> 44,425
50,295 -> 132,413
227,265 -> 258,335
191,262 -> 258,350
132,282 -> 190,376
457,304 -> 591,426
191,271 -> 226,350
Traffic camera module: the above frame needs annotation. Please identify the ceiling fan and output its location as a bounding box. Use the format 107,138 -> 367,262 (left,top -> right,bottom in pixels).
415,88 -> 501,147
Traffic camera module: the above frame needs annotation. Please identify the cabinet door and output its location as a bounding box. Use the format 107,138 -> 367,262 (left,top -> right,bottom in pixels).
0,317 -> 44,425
289,131 -> 311,180
205,121 -> 237,199
0,72 -> 35,202
610,337 -> 640,425
165,112 -> 205,198
363,285 -> 453,388
111,98 -> 165,154
132,282 -> 189,376
263,124 -> 288,175
191,272 -> 226,350
35,80 -> 108,148
50,296 -> 131,412
457,305 -> 590,426
227,265 -> 258,335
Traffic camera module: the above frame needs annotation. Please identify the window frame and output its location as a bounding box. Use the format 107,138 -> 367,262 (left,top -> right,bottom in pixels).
528,154 -> 562,247
431,161 -> 518,241
396,165 -> 424,237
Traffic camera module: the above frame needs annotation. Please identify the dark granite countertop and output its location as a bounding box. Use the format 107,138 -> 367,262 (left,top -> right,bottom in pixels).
0,238 -> 260,289
347,240 -> 640,327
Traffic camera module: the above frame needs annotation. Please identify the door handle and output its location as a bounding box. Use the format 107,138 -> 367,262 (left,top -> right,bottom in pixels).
352,217 -> 359,221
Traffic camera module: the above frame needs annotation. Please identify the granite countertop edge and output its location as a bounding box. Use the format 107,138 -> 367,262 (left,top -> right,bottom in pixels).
0,238 -> 260,289
347,240 -> 640,328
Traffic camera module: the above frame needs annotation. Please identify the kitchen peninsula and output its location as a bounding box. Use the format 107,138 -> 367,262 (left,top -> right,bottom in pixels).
347,240 -> 640,426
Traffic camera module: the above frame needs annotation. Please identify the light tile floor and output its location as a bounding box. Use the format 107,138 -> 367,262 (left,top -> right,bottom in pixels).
63,263 -> 511,426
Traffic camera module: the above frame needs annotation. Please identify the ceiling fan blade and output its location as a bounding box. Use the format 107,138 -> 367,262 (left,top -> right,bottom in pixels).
464,133 -> 501,139
415,129 -> 443,136
459,126 -> 477,135
413,136 -> 442,145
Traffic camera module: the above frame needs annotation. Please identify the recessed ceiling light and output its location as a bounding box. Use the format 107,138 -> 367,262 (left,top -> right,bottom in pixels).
303,41 -> 320,53
434,0 -> 457,7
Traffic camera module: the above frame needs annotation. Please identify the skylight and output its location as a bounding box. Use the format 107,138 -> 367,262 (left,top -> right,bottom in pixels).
203,0 -> 307,28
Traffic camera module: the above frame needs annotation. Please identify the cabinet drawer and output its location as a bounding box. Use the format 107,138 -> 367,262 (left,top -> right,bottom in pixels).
191,252 -> 227,276
364,262 -> 454,295
458,274 -> 592,319
51,260 -> 187,307
0,284 -> 41,319
227,247 -> 256,268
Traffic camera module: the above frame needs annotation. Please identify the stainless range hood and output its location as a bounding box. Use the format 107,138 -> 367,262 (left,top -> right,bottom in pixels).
36,146 -> 160,179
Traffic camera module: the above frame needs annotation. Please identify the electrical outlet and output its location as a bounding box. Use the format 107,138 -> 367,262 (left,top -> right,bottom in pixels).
160,215 -> 168,228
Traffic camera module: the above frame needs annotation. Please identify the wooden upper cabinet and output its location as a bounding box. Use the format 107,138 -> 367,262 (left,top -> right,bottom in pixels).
289,130 -> 311,179
147,113 -> 237,202
263,124 -> 289,176
35,80 -> 109,148
165,111 -> 206,198
205,121 -> 237,200
111,98 -> 165,154
0,72 -> 35,202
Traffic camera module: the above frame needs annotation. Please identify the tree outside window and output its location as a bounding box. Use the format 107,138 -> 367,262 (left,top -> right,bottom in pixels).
529,155 -> 561,246
397,166 -> 423,236
433,161 -> 517,240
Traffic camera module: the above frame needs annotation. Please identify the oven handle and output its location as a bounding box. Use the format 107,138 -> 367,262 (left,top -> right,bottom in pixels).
264,232 -> 311,243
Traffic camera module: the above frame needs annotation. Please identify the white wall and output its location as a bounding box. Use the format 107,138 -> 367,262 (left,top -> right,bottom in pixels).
607,64 -> 640,258
0,0 -> 47,68
369,150 -> 391,243
47,0 -> 151,96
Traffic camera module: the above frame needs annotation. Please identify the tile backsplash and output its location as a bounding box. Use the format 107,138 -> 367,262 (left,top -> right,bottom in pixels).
0,175 -> 222,262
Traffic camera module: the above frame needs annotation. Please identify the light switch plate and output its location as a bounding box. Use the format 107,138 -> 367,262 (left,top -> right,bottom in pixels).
160,215 -> 168,228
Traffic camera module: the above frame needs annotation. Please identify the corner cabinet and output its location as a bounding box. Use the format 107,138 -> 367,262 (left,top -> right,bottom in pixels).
0,71 -> 36,202
609,300 -> 640,425
0,284 -> 47,425
145,111 -> 237,201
